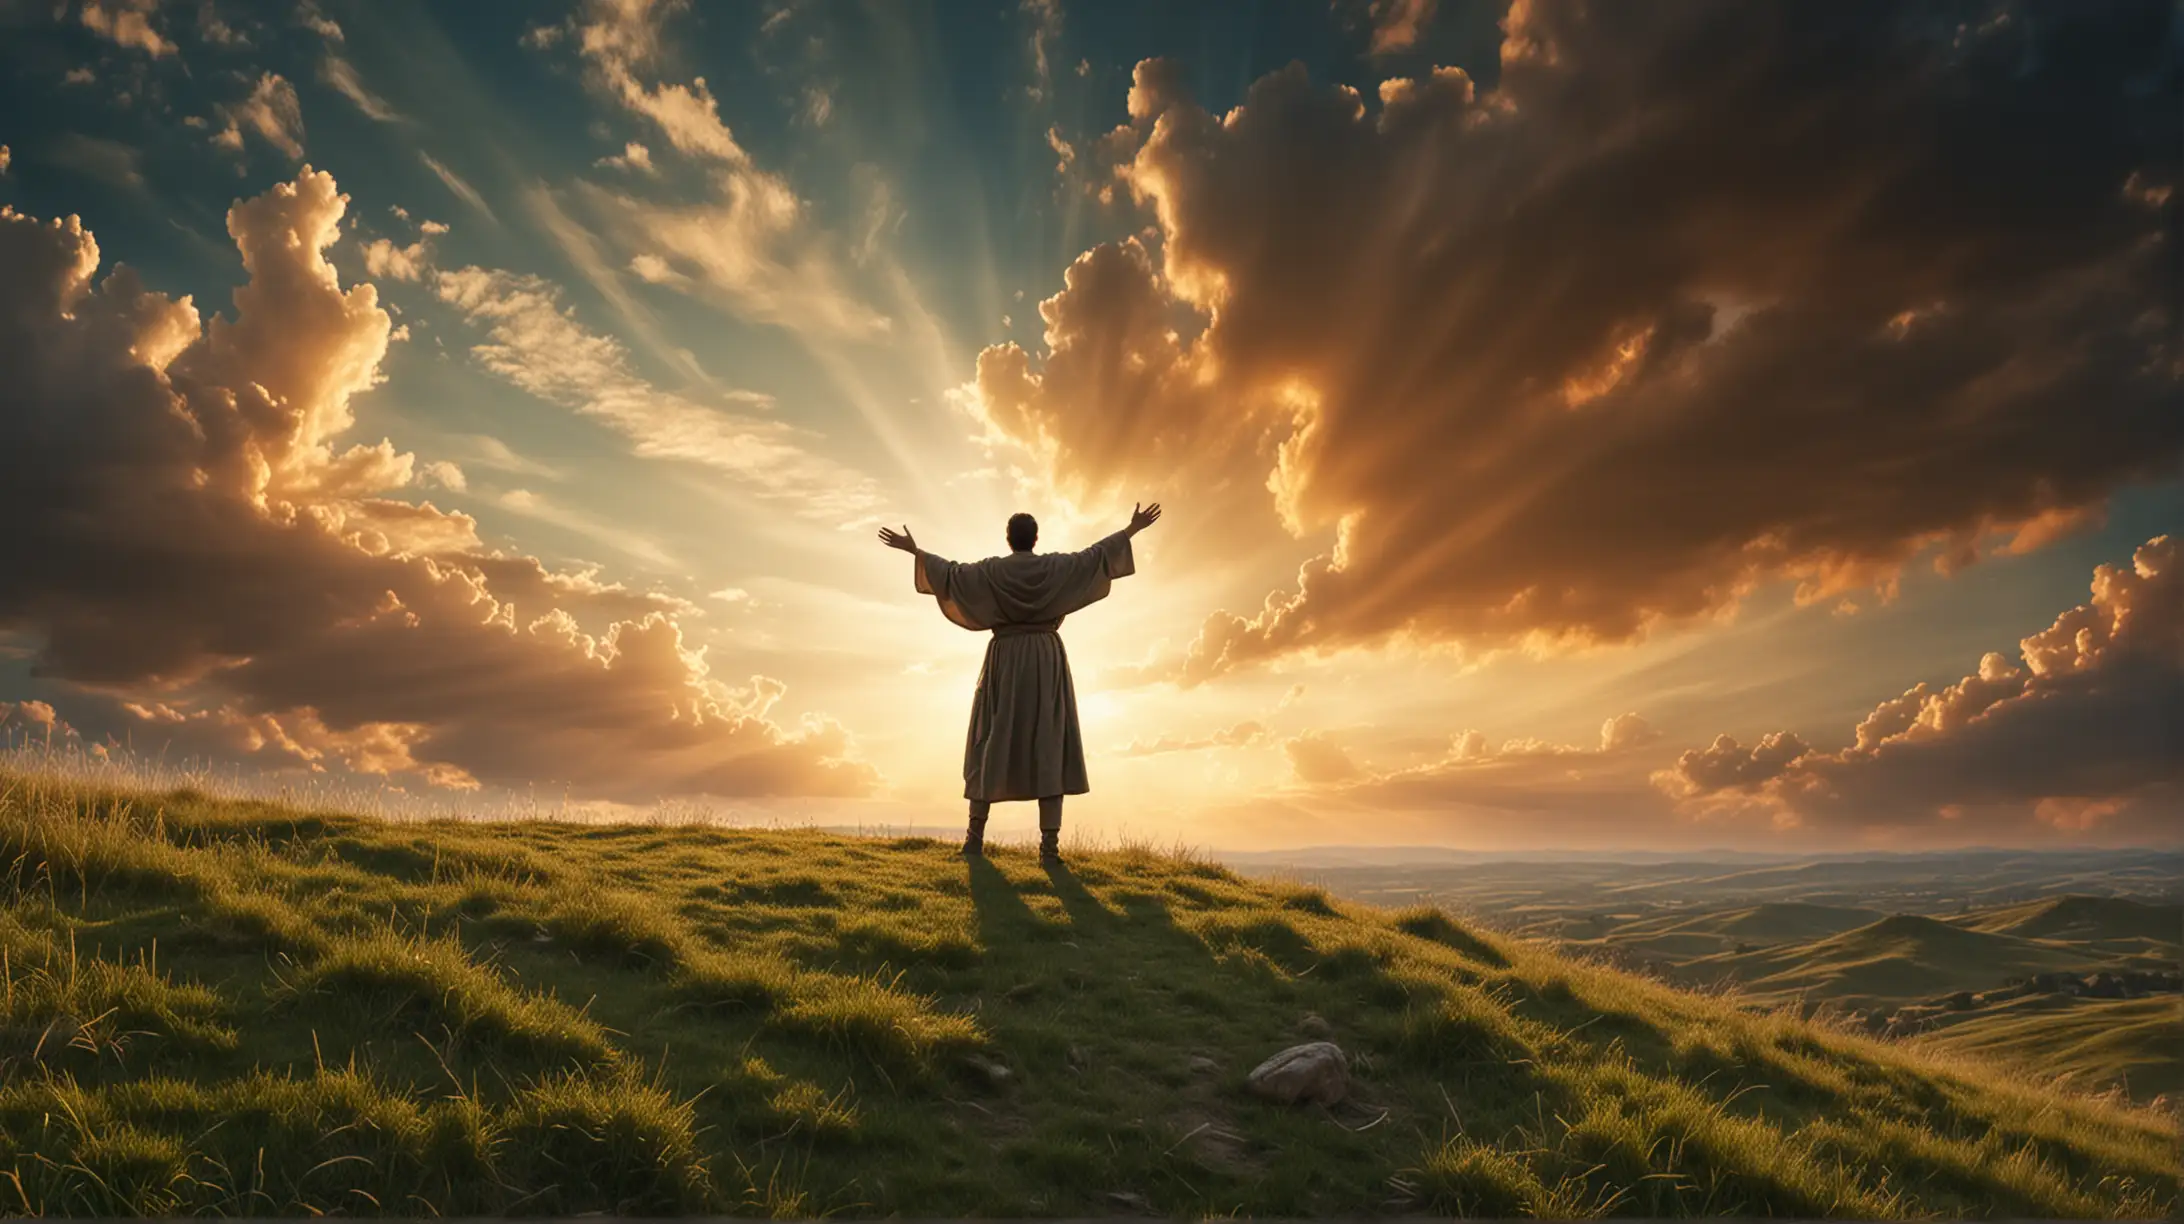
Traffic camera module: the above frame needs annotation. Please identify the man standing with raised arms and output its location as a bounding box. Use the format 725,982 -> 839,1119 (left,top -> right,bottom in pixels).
879,503 -> 1162,864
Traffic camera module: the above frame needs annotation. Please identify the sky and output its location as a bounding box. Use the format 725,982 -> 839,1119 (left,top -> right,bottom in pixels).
0,0 -> 2178,853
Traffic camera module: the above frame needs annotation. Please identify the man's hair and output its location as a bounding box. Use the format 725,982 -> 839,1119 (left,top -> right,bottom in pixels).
1006,512 -> 1038,552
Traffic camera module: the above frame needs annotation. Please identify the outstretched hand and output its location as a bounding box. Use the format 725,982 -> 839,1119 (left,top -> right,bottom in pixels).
1128,502 -> 1162,534
877,524 -> 918,553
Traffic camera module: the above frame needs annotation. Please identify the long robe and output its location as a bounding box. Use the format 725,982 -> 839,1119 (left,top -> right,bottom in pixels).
913,531 -> 1135,801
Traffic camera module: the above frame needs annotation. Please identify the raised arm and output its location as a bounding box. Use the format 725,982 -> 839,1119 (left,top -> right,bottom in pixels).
1124,502 -> 1161,538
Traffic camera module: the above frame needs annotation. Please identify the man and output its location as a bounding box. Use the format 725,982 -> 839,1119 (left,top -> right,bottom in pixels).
879,503 -> 1162,864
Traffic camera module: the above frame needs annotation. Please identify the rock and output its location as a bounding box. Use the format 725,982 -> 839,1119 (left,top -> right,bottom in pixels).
1298,1012 -> 1334,1038
960,1053 -> 1012,1087
1246,1040 -> 1349,1106
1106,1192 -> 1153,1212
1189,1055 -> 1220,1074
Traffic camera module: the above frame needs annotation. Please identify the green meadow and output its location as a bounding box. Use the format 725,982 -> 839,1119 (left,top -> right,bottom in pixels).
1,772 -> 2176,1218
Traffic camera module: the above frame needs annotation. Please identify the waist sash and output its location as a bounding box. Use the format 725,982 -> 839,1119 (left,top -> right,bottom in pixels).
991,621 -> 1061,638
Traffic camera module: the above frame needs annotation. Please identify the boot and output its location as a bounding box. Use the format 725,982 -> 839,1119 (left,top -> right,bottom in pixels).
1039,826 -> 1062,866
960,814 -> 987,857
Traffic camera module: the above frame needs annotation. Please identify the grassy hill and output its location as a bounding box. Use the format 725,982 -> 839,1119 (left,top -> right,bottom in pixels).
1951,895 -> 2183,953
1906,994 -> 2183,1104
0,773 -> 2176,1218
1564,902 -> 1887,963
1670,913 -> 2170,1013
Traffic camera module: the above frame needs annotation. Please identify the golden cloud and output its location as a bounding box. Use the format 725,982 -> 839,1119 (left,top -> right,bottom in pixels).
0,170 -> 875,800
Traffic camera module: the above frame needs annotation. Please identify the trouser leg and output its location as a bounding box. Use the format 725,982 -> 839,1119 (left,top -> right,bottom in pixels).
1037,796 -> 1062,863
962,799 -> 990,855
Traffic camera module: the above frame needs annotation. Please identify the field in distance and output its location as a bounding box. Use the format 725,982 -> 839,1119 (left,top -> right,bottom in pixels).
1235,849 -> 2182,1103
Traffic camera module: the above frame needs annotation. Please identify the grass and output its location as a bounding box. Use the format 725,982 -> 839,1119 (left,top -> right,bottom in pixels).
0,769 -> 2176,1217
1908,994 -> 2184,1104
1665,912 -> 2169,1013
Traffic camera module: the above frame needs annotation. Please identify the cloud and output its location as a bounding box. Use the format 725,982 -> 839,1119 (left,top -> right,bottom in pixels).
322,56 -> 398,121
1023,0 -> 1062,101
431,264 -> 882,521
964,4 -> 2181,687
214,73 -> 305,159
543,0 -> 887,337
296,0 -> 341,41
0,700 -> 60,730
1599,711 -> 1662,752
1659,535 -> 2184,842
1284,731 -> 1360,785
362,238 -> 430,281
49,133 -> 145,190
1352,0 -> 1437,55
419,152 -> 495,223
80,0 -> 174,56
597,141 -> 655,174
0,169 -> 876,800
0,146 -> 9,175
1120,720 -> 1265,756
489,487 -> 678,570
195,3 -> 246,47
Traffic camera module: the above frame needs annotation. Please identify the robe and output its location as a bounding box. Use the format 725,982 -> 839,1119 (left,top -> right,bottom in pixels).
913,531 -> 1135,801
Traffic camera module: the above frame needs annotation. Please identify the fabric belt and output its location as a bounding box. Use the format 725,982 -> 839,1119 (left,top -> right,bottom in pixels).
991,622 -> 1061,638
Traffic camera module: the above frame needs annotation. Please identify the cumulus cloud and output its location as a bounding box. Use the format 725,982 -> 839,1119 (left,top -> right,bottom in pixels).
1599,711 -> 1662,752
0,170 -> 875,800
1659,535 -> 2184,842
1284,731 -> 1360,785
1120,720 -> 1265,756
214,72 -> 305,159
431,264 -> 881,521
964,2 -> 2180,687
0,700 -> 61,731
362,238 -> 430,281
80,0 -> 174,56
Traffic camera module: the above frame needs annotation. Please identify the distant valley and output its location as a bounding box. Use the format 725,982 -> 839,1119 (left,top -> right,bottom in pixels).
1228,848 -> 2183,1103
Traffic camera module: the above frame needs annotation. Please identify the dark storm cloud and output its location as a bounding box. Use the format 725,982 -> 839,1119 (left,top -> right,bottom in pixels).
967,0 -> 2180,684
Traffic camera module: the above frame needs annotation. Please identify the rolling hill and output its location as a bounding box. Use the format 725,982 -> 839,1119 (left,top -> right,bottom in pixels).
1952,894 -> 2183,952
0,772 -> 2175,1217
1906,994 -> 2184,1104
1669,913 -> 2172,1012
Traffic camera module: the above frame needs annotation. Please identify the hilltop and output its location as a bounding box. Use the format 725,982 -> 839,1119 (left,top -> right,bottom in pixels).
1955,894 -> 2183,950
1,773 -> 2176,1217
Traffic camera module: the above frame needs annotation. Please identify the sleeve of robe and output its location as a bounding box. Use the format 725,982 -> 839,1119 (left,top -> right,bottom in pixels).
1057,530 -> 1135,612
912,530 -> 1135,629
913,550 -> 989,631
